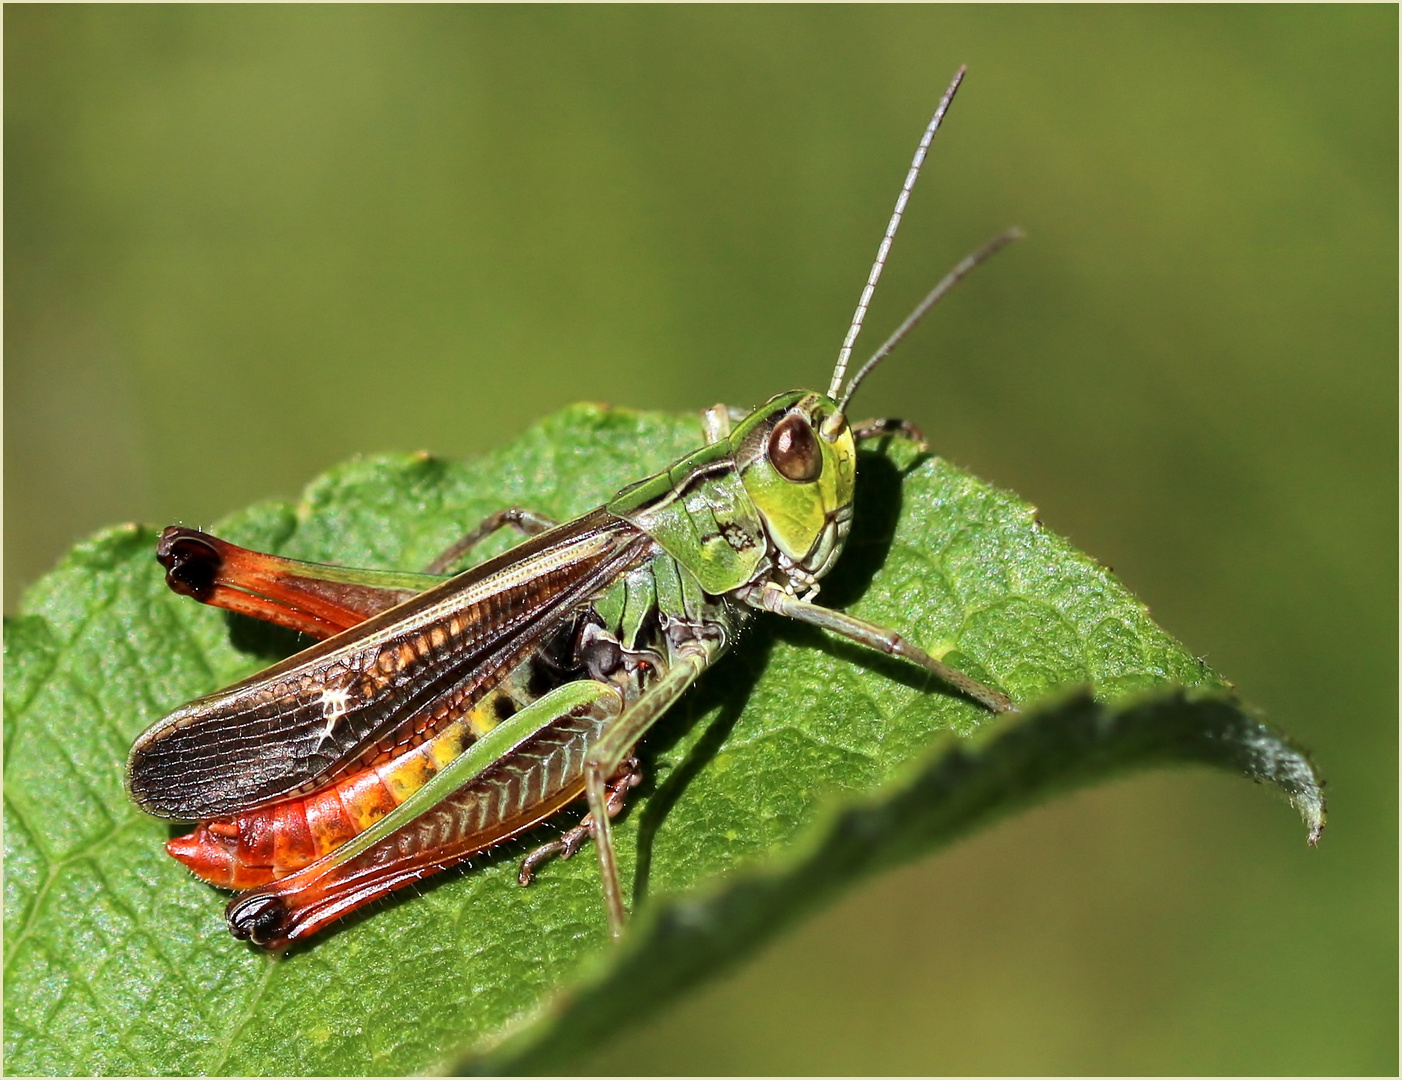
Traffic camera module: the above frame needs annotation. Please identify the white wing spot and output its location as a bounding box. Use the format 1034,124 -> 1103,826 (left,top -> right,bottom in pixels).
316,687 -> 352,748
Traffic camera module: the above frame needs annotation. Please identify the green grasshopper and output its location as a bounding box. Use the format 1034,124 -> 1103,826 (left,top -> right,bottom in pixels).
125,66 -> 1020,949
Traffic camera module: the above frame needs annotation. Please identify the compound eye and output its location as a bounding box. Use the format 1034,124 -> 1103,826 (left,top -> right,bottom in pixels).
768,413 -> 822,483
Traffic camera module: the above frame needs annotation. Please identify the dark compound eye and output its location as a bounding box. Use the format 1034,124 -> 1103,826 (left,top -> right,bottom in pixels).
768,413 -> 822,483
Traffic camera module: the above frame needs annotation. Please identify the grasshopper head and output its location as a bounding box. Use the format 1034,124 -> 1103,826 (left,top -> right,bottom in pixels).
734,390 -> 856,584
721,72 -> 1021,594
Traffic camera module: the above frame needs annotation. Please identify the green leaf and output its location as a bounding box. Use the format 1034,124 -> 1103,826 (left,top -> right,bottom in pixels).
3,404 -> 1323,1076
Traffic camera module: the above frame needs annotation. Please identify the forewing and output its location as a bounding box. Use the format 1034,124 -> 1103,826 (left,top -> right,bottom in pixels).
127,509 -> 652,819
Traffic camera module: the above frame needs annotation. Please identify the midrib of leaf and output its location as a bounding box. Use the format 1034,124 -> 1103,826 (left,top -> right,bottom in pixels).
207,957 -> 278,1075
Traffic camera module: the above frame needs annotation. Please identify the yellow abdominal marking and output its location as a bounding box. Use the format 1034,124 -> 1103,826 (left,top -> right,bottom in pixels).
380,717 -> 475,803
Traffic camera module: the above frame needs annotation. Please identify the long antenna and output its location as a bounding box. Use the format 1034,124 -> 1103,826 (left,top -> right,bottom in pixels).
827,65 -> 966,401
837,227 -> 1024,413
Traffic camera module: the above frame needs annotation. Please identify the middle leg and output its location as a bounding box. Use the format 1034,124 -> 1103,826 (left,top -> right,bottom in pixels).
517,756 -> 644,886
425,507 -> 559,574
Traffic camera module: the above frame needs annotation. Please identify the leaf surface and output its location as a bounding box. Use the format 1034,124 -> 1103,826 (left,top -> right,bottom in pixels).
2,405 -> 1323,1075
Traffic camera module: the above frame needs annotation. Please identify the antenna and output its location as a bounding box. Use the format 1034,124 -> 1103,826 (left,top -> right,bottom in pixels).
827,65 -> 966,401
837,227 -> 1024,413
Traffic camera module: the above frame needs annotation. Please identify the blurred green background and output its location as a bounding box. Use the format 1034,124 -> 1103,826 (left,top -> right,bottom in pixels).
5,6 -> 1395,1074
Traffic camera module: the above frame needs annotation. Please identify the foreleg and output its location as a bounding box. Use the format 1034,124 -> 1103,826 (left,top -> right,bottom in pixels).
852,416 -> 928,448
741,582 -> 1016,714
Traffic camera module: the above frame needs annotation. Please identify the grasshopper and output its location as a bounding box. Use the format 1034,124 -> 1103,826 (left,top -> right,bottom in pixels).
125,67 -> 1020,950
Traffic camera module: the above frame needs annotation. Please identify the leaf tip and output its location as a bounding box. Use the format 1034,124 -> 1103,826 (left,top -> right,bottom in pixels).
1303,796 -> 1326,847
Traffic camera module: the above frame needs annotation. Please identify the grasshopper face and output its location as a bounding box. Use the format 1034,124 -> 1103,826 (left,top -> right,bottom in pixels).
734,390 -> 857,587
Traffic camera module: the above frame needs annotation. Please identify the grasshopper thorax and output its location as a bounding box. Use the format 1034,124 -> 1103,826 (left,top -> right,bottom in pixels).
731,390 -> 856,589
607,389 -> 856,598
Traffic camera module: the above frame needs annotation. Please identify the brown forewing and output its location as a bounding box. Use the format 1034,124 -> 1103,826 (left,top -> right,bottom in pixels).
127,508 -> 654,819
